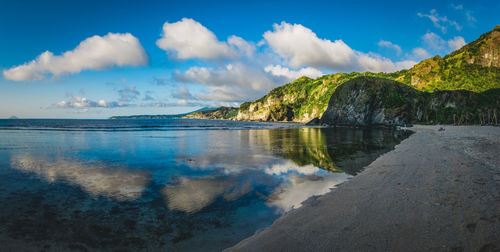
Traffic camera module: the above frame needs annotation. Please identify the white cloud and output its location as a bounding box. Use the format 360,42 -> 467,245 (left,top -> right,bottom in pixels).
262,22 -> 408,72
157,18 -> 254,60
422,32 -> 466,53
265,161 -> 319,175
264,65 -> 323,80
140,100 -> 205,108
450,4 -> 477,24
394,60 -> 418,70
175,62 -> 279,91
422,32 -> 447,50
142,92 -> 155,101
378,40 -> 402,55
412,47 -> 431,59
263,22 -> 355,70
465,11 -> 477,23
177,99 -> 188,106
448,36 -> 466,50
267,173 -> 351,211
118,85 -> 140,102
197,86 -> 266,102
55,96 -> 127,108
417,9 -> 461,33
173,62 -> 292,102
162,176 -> 252,213
172,86 -> 196,100
228,35 -> 256,58
3,33 -> 148,81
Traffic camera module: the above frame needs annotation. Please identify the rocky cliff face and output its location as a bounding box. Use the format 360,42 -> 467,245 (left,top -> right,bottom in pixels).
457,24 -> 500,68
320,77 -> 500,126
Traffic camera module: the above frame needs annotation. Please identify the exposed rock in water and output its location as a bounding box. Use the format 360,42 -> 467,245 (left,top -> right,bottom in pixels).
320,77 -> 500,126
305,118 -> 321,125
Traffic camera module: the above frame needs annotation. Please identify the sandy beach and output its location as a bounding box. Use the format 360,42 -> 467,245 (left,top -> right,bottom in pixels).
228,125 -> 500,251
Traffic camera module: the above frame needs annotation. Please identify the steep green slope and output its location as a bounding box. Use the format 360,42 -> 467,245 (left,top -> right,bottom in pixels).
397,25 -> 500,92
235,25 -> 500,123
183,107 -> 238,120
236,72 -> 404,123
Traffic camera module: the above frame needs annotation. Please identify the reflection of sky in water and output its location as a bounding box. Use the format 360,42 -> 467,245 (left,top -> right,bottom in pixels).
0,120 -> 409,250
10,155 -> 151,201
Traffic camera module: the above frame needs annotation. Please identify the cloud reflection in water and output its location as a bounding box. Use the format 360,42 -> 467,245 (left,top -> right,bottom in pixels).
267,173 -> 351,212
10,155 -> 151,201
265,160 -> 319,175
162,176 -> 254,213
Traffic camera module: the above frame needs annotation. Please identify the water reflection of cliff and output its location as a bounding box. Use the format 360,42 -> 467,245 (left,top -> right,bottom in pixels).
250,127 -> 411,175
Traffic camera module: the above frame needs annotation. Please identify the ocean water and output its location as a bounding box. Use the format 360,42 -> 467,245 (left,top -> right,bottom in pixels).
0,119 -> 410,251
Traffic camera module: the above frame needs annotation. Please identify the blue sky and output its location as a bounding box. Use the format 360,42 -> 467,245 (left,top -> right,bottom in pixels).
0,0 -> 498,118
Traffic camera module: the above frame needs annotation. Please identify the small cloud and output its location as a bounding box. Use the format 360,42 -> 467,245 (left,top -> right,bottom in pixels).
422,32 -> 447,51
142,92 -> 155,101
177,99 -> 188,106
394,60 -> 418,70
152,76 -> 171,86
422,32 -> 466,53
140,100 -> 205,108
264,65 -> 323,80
174,62 -> 279,91
227,35 -> 256,58
265,161 -> 319,175
118,85 -> 140,102
417,9 -> 461,33
412,47 -> 431,59
54,96 -> 128,109
172,86 -> 196,100
451,4 -> 463,10
465,11 -> 477,23
377,40 -> 402,56
448,36 -> 466,50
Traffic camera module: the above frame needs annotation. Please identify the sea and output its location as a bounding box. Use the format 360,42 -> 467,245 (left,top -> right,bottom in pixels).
0,119 -> 410,251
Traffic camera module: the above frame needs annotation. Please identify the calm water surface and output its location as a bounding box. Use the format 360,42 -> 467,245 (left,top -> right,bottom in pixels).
0,119 -> 411,251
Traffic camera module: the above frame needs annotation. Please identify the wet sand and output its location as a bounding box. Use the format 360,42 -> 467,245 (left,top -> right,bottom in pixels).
228,125 -> 500,251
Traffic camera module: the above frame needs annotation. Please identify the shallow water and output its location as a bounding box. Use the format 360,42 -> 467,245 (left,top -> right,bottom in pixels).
0,119 -> 411,251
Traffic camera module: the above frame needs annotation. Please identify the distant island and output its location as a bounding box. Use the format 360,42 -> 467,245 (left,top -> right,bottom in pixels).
109,107 -> 216,119
8,116 -> 19,119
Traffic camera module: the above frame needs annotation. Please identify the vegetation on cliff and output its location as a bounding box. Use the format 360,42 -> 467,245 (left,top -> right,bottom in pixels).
183,107 -> 238,120
236,72 -> 403,123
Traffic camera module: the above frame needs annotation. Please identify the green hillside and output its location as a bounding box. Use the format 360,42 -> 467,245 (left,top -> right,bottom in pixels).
235,25 -> 500,123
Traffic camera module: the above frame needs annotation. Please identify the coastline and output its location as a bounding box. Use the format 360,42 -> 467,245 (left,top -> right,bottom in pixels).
227,125 -> 500,251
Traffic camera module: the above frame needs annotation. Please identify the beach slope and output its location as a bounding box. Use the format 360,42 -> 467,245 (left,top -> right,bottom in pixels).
228,125 -> 500,251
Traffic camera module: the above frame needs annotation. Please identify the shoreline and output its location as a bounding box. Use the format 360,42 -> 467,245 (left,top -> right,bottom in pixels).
227,125 -> 500,251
